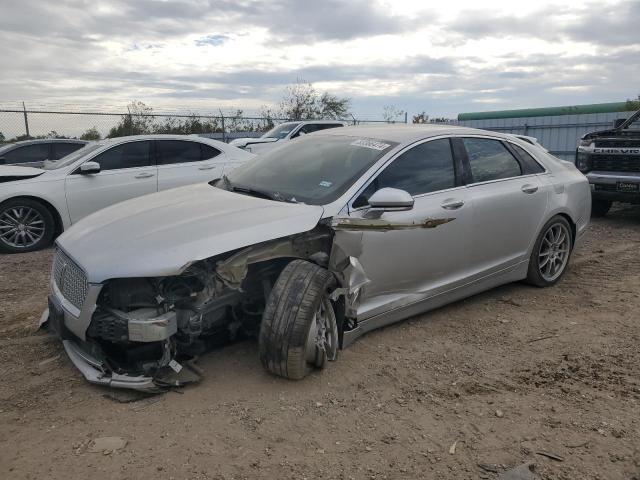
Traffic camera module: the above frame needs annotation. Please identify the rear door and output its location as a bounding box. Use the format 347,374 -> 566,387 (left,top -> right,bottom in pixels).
156,140 -> 225,191
65,140 -> 157,222
460,137 -> 549,277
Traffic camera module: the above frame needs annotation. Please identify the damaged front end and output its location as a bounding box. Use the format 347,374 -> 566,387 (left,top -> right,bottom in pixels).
44,228 -> 340,391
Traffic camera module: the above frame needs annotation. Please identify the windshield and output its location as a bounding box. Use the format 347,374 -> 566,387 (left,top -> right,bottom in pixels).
223,135 -> 398,205
261,122 -> 300,140
43,142 -> 103,170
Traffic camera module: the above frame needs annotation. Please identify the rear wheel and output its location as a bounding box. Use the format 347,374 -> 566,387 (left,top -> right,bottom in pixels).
591,199 -> 612,217
0,198 -> 55,253
526,216 -> 573,287
259,260 -> 338,380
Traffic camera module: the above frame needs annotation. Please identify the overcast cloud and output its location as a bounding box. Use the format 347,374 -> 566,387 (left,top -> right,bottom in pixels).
0,0 -> 638,117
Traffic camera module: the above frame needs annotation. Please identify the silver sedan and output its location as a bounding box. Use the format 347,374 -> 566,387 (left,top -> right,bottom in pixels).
44,125 -> 591,391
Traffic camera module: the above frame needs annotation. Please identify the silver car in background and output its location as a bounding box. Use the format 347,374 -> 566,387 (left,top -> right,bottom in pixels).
43,125 -> 591,391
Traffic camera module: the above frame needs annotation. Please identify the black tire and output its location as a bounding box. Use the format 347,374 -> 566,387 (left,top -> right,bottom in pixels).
591,199 -> 612,217
0,198 -> 55,253
525,215 -> 573,287
259,259 -> 337,380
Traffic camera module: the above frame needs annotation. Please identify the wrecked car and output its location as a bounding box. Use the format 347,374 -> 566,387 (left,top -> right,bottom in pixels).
42,125 -> 591,391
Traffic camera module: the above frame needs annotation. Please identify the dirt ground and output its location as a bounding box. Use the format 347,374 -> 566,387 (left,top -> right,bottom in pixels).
1,207 -> 639,480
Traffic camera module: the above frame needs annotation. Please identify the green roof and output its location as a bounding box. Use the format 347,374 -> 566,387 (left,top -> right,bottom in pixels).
458,102 -> 629,121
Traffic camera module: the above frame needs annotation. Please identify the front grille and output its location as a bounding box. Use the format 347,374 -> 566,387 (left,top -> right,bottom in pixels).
594,139 -> 640,148
591,154 -> 640,173
52,249 -> 88,310
594,184 -> 618,192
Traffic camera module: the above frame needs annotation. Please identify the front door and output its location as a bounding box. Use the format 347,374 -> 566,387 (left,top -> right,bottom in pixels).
65,140 -> 157,223
339,137 -> 472,320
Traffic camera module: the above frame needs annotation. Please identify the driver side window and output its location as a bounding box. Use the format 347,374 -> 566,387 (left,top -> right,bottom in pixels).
353,138 -> 456,208
91,141 -> 152,171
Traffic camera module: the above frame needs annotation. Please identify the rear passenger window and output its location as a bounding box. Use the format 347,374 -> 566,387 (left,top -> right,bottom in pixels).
200,144 -> 221,160
510,144 -> 545,174
52,143 -> 83,160
92,141 -> 151,170
463,138 -> 521,183
353,138 -> 455,208
157,140 -> 202,165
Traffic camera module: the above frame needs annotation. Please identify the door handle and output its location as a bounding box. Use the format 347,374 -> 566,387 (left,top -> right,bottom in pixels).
135,172 -> 155,179
198,165 -> 216,170
441,198 -> 465,210
521,184 -> 538,194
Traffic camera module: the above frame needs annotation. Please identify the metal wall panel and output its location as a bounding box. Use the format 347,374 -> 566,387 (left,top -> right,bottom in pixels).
457,111 -> 631,161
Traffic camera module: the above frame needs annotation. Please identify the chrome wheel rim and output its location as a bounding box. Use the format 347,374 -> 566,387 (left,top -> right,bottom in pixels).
305,297 -> 338,367
0,206 -> 45,248
538,222 -> 570,282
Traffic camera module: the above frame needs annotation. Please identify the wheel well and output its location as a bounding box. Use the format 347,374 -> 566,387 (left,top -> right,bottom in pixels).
556,212 -> 577,246
0,196 -> 65,238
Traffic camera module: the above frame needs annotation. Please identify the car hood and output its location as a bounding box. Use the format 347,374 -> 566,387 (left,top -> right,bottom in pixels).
0,165 -> 45,179
57,183 -> 324,283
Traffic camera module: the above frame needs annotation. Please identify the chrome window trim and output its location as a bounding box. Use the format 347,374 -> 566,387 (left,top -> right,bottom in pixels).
453,134 -> 549,186
347,134 -> 458,213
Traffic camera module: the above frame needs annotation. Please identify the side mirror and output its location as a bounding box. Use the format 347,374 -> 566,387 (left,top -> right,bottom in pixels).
80,161 -> 101,174
368,187 -> 414,211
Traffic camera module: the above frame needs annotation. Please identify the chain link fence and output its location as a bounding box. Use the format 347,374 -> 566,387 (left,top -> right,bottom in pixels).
0,105 -> 403,145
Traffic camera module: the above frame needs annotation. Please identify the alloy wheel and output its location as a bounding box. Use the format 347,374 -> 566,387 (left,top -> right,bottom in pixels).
538,222 -> 571,282
0,206 -> 46,248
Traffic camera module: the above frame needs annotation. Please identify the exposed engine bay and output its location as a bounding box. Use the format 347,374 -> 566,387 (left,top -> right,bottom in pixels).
75,226 -> 348,389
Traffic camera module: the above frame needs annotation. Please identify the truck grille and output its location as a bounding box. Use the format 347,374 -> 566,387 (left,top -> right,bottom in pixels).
594,139 -> 640,148
52,249 -> 88,310
592,154 -> 640,173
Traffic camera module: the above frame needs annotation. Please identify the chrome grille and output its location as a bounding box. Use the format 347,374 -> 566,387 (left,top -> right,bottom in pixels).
52,249 -> 88,310
592,154 -> 640,173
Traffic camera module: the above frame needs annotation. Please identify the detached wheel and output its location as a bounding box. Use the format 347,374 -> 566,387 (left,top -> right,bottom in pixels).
591,199 -> 612,217
526,215 -> 573,287
0,199 -> 54,253
259,259 -> 338,380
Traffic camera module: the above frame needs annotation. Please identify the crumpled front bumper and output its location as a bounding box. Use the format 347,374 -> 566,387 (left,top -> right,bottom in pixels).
41,307 -> 159,391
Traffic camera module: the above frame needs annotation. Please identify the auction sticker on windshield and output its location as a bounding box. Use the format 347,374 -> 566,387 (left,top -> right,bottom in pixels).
350,139 -> 391,151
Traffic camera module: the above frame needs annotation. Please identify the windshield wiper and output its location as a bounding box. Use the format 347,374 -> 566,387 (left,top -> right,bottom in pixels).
231,185 -> 279,201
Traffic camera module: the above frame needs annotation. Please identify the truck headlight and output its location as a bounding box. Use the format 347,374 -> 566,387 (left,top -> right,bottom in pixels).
575,152 -> 592,172
579,139 -> 593,147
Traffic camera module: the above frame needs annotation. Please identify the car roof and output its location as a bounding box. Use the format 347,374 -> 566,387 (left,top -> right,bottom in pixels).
316,124 -> 509,144
298,120 -> 346,125
98,134 -> 225,144
3,138 -> 88,147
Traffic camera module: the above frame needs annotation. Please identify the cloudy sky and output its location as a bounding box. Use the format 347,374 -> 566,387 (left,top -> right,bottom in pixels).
0,0 -> 639,118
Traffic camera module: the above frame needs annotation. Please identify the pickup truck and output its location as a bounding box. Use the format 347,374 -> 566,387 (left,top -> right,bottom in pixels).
576,108 -> 640,216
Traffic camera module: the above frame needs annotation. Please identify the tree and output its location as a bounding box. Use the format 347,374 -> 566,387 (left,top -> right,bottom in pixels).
80,126 -> 101,140
108,101 -> 155,138
0,131 -> 5,143
625,94 -> 640,111
278,80 -> 350,120
382,105 -> 405,123
412,112 -> 429,124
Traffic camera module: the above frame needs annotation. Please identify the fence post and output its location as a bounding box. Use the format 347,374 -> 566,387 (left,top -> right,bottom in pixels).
219,109 -> 226,143
22,102 -> 30,138
404,112 -> 408,124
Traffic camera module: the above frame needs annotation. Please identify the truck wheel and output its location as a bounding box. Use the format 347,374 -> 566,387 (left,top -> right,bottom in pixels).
0,198 -> 55,253
526,215 -> 573,287
591,199 -> 612,217
259,259 -> 338,380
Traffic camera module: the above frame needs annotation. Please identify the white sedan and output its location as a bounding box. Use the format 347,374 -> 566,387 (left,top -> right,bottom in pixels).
0,135 -> 254,253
